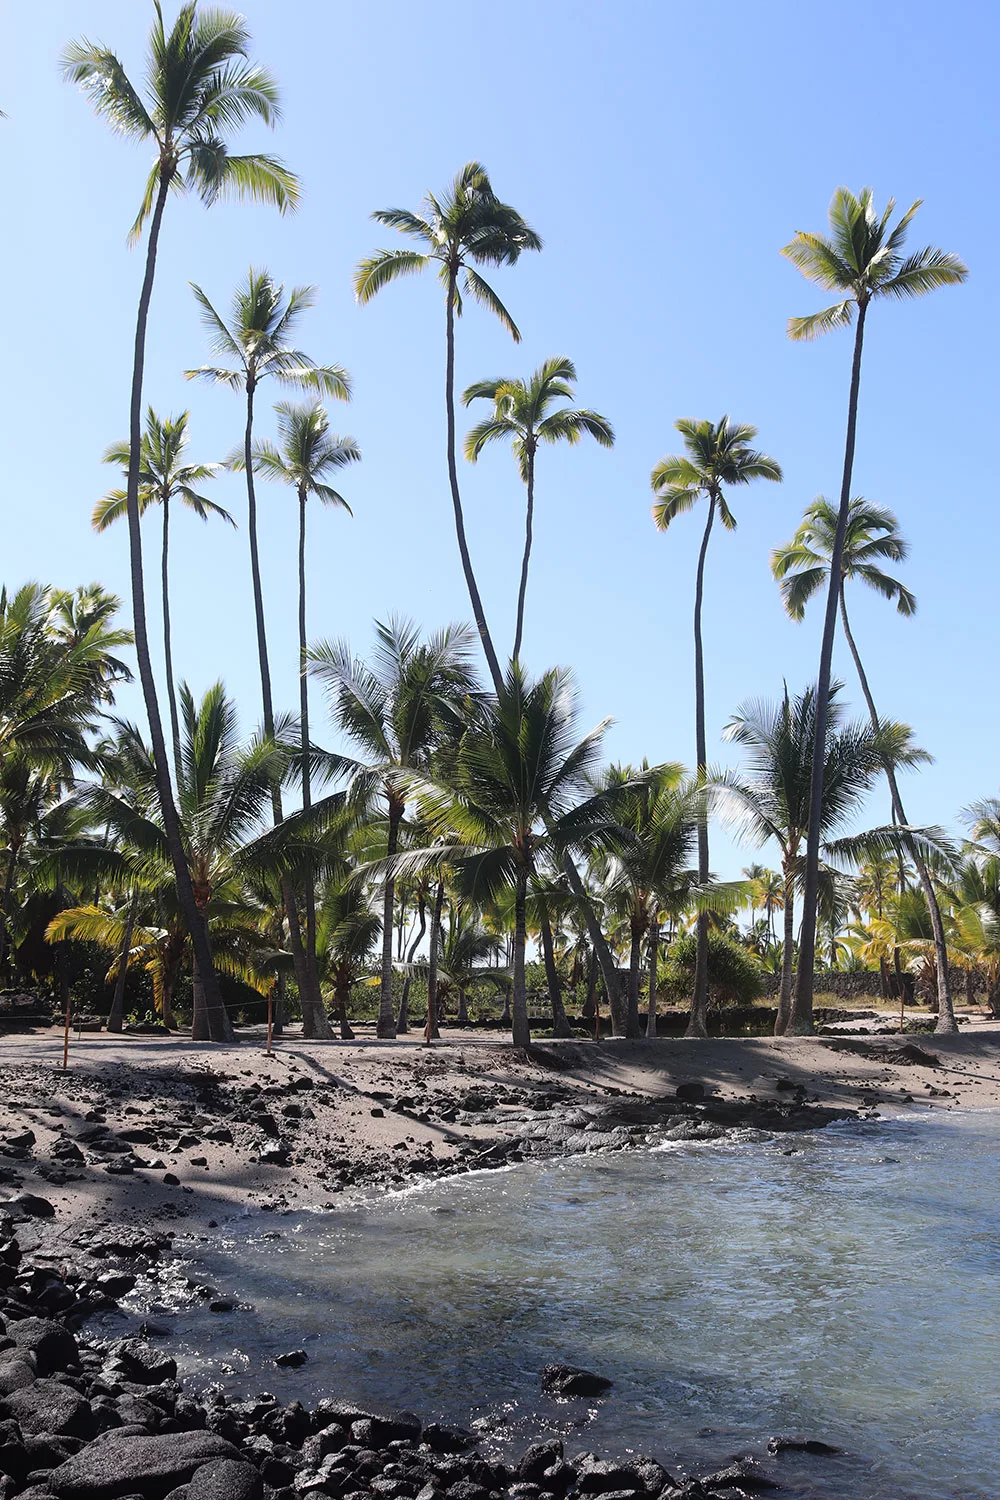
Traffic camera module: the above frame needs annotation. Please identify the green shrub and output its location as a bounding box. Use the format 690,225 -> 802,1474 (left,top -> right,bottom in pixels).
661,930 -> 764,1006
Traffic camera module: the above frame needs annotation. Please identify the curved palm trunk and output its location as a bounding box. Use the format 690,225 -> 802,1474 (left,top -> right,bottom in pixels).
539,902 -> 572,1037
511,865 -> 531,1049
776,862 -> 796,1033
559,851 -> 626,1032
377,796 -> 403,1037
445,268 -> 503,694
297,486 -> 332,1039
127,172 -> 230,1045
512,446 -> 535,661
160,496 -> 183,788
397,891 -> 427,1032
792,301 -> 868,1035
425,879 -> 445,1041
0,840 -> 21,980
243,382 -> 319,1037
645,921 -> 659,1038
688,496 -> 717,1039
106,889 -> 139,1034
838,589 -> 956,1032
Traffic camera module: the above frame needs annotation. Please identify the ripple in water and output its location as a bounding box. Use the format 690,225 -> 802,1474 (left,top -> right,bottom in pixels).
117,1113 -> 1000,1500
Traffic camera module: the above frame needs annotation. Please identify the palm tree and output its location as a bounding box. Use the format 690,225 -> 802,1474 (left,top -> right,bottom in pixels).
716,684 -> 926,1032
316,875 -> 381,1040
598,761 -> 699,1037
62,2 -> 297,1042
651,416 -> 782,1037
186,271 -> 350,1037
744,864 -> 784,951
355,163 -> 541,693
772,495 -> 956,1031
398,663 -> 624,1049
309,618 -> 478,1037
244,399 -> 360,1034
462,358 -> 614,659
96,407 -> 232,785
781,188 -> 967,1032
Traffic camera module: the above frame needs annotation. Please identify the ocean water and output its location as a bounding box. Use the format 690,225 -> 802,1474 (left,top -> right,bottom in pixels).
135,1112 -> 1000,1499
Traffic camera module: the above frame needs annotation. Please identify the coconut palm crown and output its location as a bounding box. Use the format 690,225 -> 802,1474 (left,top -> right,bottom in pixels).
771,496 -> 915,620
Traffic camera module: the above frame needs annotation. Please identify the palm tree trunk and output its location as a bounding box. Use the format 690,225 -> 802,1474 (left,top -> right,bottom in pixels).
627,921 -> 642,1035
582,946 -> 598,1020
107,890 -> 139,1033
688,495 -> 717,1039
397,891 -> 427,1033
511,865 -> 531,1048
0,844 -> 19,980
160,496 -> 183,788
335,978 -> 355,1038
539,903 -> 572,1037
377,795 -> 403,1037
125,171 -> 231,1045
558,850 -> 626,1031
445,267 -> 503,694
792,300 -> 868,1035
243,381 -> 318,1038
838,589 -> 956,1032
512,446 -> 535,661
776,863 -> 795,1033
425,879 -> 445,1041
297,485 -> 332,1039
645,921 -> 659,1038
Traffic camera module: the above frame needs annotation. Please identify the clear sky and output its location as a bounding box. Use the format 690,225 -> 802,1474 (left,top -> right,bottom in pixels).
1,0 -> 995,880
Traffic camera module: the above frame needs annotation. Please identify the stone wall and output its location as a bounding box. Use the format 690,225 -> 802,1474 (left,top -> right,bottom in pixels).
758,968 -> 977,1001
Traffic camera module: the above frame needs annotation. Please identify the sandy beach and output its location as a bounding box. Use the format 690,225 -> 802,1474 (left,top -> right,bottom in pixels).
3,1020 -> 999,1258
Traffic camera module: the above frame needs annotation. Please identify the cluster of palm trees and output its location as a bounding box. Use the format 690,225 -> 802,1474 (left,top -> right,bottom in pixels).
32,2 -> 970,1045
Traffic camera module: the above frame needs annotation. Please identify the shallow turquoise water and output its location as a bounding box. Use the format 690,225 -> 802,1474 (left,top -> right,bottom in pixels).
152,1113 -> 1000,1499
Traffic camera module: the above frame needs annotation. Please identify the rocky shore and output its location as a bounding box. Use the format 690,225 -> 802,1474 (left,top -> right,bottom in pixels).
0,1226 -> 840,1500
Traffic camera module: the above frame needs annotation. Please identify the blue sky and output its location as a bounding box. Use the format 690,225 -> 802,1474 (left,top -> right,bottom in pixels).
0,0 -> 994,880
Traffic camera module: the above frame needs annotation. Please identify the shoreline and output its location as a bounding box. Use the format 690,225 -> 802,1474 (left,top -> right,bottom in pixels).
4,1024 -> 1000,1269
4,1028 -> 999,1500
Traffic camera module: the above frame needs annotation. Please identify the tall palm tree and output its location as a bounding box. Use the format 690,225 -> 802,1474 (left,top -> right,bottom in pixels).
462,357 -> 614,659
62,2 -> 297,1042
772,495 -> 956,1031
717,684 -> 929,1031
244,400 -> 360,1033
308,618 -> 478,1038
651,416 -> 782,1037
355,163 -> 541,693
398,663 -> 626,1049
743,864 -> 784,951
185,270 -> 351,731
781,188 -> 967,1032
186,271 -> 350,1036
96,407 -> 231,785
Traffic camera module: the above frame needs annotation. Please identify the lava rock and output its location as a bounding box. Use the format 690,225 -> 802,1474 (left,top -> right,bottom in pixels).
766,1437 -> 840,1456
3,1380 -> 95,1438
49,1430 -> 241,1498
421,1424 -> 475,1455
540,1364 -> 613,1398
0,1358 -> 37,1396
517,1442 -> 563,1485
7,1318 -> 79,1374
114,1341 -> 177,1385
186,1459 -> 263,1500
1,1194 -> 55,1220
674,1083 -> 705,1104
274,1352 -> 308,1370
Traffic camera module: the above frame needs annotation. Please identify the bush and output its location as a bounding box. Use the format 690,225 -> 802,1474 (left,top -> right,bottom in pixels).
661,930 -> 764,1007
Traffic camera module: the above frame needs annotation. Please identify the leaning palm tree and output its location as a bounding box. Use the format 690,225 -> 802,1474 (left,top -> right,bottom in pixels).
308,618 -> 478,1038
96,408 -> 231,786
716,684 -> 930,1032
462,358 -> 613,659
651,416 -> 782,1037
242,399 -> 360,1029
62,2 -> 297,1041
781,188 -> 967,1031
355,163 -> 541,693
772,495 -> 956,1031
185,271 -> 350,1035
